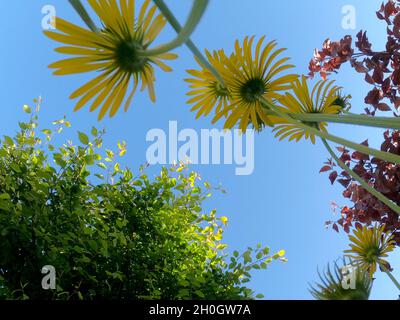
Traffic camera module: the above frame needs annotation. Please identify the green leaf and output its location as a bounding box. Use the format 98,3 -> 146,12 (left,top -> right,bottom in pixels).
0,193 -> 10,200
80,256 -> 91,263
4,136 -> 14,146
132,180 -> 142,186
272,250 -> 286,260
97,162 -> 107,169
106,149 -> 114,160
243,251 -> 252,264
178,289 -> 190,298
84,155 -> 95,166
23,104 -> 32,113
53,154 -> 67,168
262,246 -> 270,255
0,202 -> 10,210
42,129 -> 52,136
53,119 -> 64,125
178,279 -> 190,287
78,131 -> 89,145
10,163 -> 21,173
91,127 -> 98,137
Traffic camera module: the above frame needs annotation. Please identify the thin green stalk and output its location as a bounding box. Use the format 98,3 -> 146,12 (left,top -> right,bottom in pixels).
258,96 -> 400,165
68,0 -> 99,32
379,263 -> 400,291
152,0 -> 225,84
263,112 -> 400,130
142,0 -> 209,56
321,139 -> 400,215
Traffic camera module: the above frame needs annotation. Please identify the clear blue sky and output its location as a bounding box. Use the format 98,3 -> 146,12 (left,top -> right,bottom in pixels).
1,0 -> 399,299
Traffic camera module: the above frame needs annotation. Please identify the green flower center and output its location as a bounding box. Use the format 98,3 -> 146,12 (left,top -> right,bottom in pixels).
332,97 -> 345,108
331,94 -> 351,113
212,82 -> 230,98
241,78 -> 266,103
364,247 -> 381,263
115,40 -> 147,73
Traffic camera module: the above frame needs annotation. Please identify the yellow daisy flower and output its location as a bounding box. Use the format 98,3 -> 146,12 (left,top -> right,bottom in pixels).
213,36 -> 298,132
270,76 -> 344,144
344,225 -> 395,276
45,0 -> 178,120
185,50 -> 231,120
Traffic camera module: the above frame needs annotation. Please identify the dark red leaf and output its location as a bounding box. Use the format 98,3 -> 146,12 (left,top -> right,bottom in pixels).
329,171 -> 338,184
372,66 -> 384,84
319,165 -> 331,173
338,179 -> 351,188
365,73 -> 375,84
365,88 -> 382,105
340,153 -> 351,163
377,103 -> 391,111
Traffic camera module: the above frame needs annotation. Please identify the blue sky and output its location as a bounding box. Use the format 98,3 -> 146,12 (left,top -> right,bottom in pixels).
1,0 -> 399,299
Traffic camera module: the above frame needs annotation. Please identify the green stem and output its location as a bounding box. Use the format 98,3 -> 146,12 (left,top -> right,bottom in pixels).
69,0 -> 100,32
264,112 -> 400,130
379,263 -> 400,292
152,0 -> 225,84
321,139 -> 400,215
258,96 -> 400,165
142,0 -> 209,56
342,109 -> 355,115
68,0 -> 99,32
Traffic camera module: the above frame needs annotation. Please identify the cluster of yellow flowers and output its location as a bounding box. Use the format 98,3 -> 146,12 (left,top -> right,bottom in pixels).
185,37 -> 349,143
46,0 -> 348,145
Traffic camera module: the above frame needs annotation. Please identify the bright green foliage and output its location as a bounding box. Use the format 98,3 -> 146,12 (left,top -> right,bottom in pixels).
0,103 -> 285,300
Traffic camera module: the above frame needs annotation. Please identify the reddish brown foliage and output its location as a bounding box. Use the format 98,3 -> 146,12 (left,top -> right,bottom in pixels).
309,0 -> 400,114
321,131 -> 400,246
310,1 -> 400,245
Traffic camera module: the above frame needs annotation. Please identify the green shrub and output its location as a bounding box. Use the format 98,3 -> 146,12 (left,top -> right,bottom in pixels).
0,102 -> 285,300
